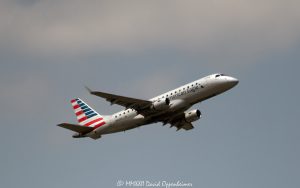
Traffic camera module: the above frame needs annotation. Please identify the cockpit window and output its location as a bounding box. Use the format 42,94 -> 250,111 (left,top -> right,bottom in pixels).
215,73 -> 226,78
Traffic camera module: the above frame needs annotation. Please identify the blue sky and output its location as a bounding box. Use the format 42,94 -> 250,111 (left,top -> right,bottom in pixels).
1,1 -> 299,187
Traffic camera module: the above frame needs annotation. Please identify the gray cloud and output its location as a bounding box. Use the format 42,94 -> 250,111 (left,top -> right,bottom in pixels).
1,0 -> 299,119
0,72 -> 51,119
1,0 -> 299,62
1,0 -> 299,117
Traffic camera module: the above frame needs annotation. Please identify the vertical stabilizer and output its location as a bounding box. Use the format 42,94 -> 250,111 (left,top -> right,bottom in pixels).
70,98 -> 106,129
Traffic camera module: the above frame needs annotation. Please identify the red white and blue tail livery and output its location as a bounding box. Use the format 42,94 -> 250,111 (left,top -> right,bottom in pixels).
71,98 -> 106,129
58,73 -> 239,140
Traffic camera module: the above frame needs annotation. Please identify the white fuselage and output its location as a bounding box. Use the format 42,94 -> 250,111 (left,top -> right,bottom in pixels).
87,74 -> 238,137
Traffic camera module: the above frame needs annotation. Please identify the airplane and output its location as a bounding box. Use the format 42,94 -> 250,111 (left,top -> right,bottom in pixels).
58,73 -> 239,140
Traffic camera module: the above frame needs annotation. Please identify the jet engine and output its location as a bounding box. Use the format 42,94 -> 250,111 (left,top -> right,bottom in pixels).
184,109 -> 201,123
151,98 -> 170,110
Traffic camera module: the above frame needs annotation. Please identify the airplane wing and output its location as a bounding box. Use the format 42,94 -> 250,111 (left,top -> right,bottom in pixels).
87,88 -> 152,112
177,122 -> 194,130
57,123 -> 94,134
168,120 -> 194,131
153,111 -> 194,131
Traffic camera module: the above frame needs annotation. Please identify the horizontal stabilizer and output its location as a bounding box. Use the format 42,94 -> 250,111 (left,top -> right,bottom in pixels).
57,123 -> 94,134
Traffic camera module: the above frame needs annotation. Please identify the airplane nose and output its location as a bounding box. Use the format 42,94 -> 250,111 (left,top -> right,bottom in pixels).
227,77 -> 239,86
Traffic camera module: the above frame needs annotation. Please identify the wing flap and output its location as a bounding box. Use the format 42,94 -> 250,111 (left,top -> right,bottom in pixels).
181,122 -> 194,130
57,123 -> 94,134
172,122 -> 194,131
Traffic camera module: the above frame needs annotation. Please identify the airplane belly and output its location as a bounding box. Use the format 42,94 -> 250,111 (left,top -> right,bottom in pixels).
99,114 -> 146,134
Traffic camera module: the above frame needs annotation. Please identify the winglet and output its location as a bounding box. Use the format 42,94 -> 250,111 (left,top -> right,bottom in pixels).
84,85 -> 92,93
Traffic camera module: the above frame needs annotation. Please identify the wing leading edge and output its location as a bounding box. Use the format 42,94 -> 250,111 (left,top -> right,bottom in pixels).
87,88 -> 152,112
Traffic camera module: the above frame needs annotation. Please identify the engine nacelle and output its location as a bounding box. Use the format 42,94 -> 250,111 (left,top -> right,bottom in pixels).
151,98 -> 170,110
184,109 -> 201,123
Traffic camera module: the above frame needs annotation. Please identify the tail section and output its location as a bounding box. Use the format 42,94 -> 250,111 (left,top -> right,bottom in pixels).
70,98 -> 106,129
